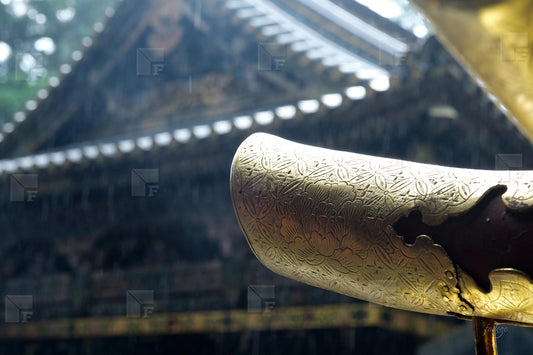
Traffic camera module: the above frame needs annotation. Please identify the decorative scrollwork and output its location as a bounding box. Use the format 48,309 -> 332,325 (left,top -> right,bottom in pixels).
231,133 -> 533,325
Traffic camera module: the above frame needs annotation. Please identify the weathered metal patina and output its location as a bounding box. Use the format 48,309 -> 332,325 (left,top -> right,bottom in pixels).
231,133 -> 533,326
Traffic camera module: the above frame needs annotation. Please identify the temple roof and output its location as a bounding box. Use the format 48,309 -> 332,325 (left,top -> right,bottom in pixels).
0,36 -> 529,175
1,0 -> 526,173
0,0 -> 414,159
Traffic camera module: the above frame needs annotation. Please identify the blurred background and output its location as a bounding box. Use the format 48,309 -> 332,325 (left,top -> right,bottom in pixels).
0,0 -> 533,354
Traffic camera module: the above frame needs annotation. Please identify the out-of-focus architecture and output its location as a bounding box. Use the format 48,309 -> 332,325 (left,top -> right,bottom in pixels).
0,0 -> 531,353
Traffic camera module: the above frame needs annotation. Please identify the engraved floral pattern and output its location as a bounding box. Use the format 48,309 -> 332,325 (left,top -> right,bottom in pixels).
231,133 -> 533,324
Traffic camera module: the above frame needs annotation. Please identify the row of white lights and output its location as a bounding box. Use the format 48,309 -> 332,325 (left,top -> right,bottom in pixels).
226,0 -> 391,80
0,6 -> 117,145
0,86 -> 377,174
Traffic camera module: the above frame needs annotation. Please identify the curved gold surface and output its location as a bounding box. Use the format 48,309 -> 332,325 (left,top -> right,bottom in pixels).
231,133 -> 533,325
410,0 -> 533,142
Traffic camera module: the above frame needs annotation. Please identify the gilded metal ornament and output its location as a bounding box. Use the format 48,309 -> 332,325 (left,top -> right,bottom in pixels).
231,133 -> 533,326
410,0 -> 533,142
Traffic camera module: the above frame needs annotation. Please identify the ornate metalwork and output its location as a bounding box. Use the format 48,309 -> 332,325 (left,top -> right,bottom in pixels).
231,133 -> 533,326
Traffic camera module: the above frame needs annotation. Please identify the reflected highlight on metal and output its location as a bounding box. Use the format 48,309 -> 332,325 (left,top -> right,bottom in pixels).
410,0 -> 533,142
